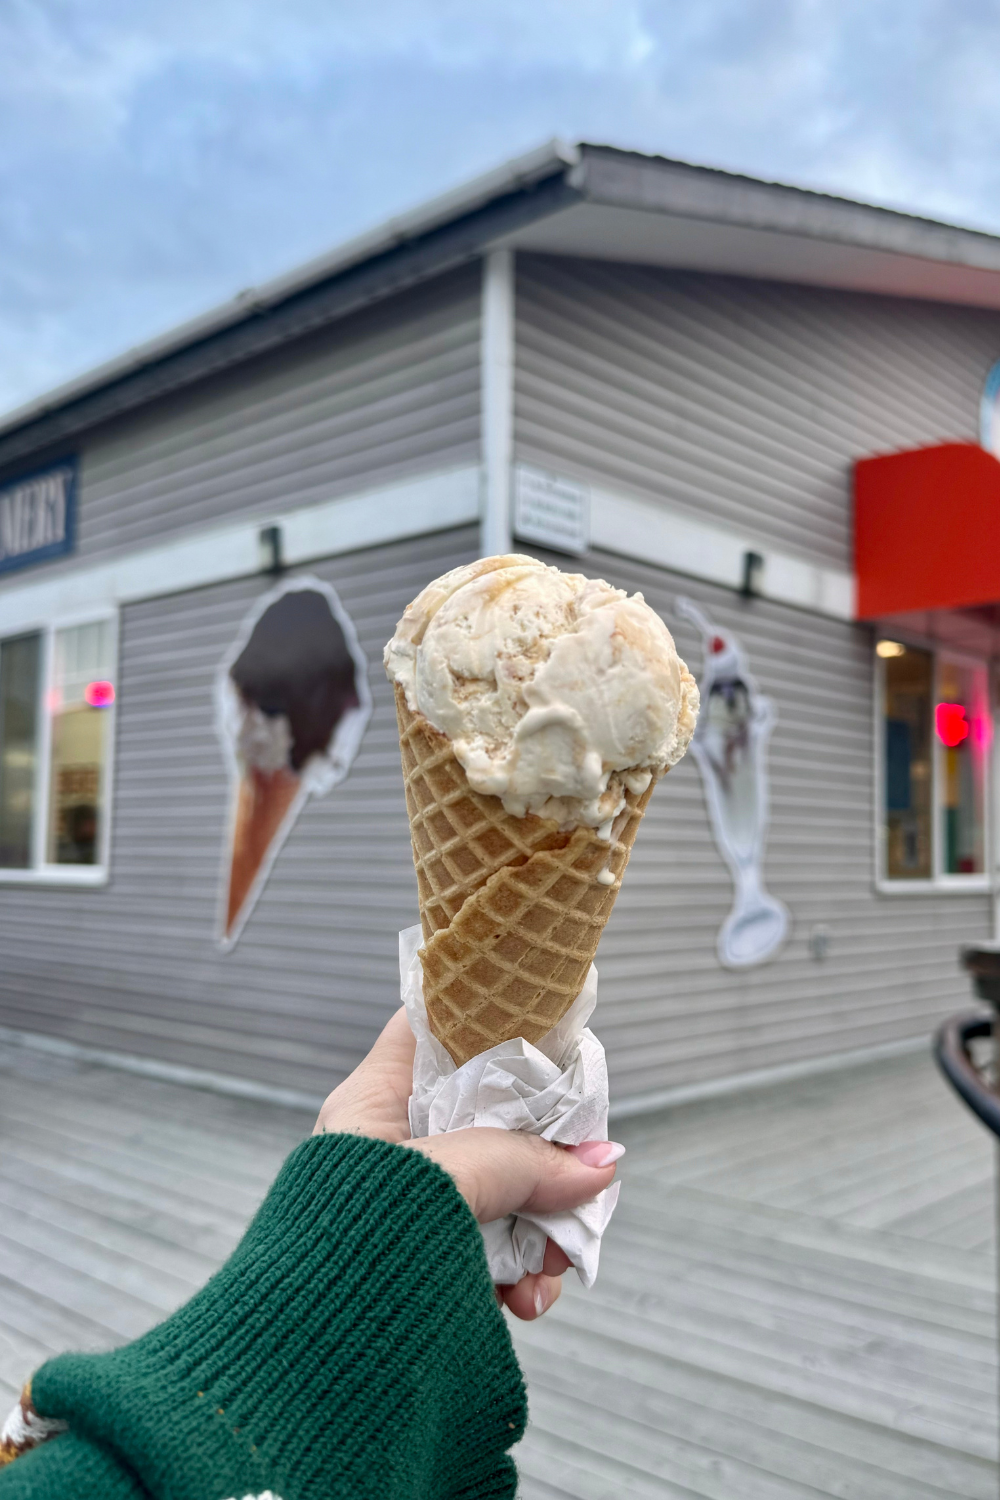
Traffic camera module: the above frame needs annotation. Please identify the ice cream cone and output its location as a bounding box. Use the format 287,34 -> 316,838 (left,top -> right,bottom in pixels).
395,684 -> 657,1066
225,765 -> 301,939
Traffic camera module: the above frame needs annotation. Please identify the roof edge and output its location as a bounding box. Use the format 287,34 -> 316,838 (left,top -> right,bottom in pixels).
6,138 -> 1000,470
575,145 -> 1000,274
0,137 -> 579,447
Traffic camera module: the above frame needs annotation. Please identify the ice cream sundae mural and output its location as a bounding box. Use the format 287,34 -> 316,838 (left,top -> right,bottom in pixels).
216,577 -> 372,948
675,598 -> 789,969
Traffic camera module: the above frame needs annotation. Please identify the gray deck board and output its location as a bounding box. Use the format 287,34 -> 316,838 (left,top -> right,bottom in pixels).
673,1113 -> 971,1198
0,1040 -> 995,1495
0,1276 -> 131,1358
531,1284 -> 992,1453
0,1232 -> 162,1342
0,1105 -> 279,1210
517,1328 -> 994,1498
617,1195 -> 995,1304
521,1387 -> 990,1500
508,1051 -> 997,1497
591,1248 -> 996,1395
597,1233 -> 997,1369
0,1135 -> 256,1249
0,1158 -> 239,1268
0,1071 -> 303,1171
0,1118 -> 269,1222
0,1200 -> 201,1309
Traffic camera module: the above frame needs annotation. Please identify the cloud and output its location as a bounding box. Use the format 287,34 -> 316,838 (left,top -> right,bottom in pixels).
1,0 -> 999,417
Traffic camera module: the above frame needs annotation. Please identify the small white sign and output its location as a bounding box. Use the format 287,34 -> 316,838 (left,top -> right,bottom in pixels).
513,464 -> 590,557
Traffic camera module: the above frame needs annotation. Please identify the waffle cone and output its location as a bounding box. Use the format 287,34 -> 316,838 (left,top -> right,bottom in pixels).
395,684 -> 657,1066
225,766 -> 301,939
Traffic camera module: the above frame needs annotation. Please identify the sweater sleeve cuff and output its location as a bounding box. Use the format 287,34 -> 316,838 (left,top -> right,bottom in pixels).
29,1133 -> 526,1500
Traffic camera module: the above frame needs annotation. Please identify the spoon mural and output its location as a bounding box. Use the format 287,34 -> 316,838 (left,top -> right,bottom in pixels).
675,597 -> 789,969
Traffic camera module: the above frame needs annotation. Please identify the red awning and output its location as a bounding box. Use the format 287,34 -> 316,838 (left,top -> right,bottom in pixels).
854,442 -> 1000,619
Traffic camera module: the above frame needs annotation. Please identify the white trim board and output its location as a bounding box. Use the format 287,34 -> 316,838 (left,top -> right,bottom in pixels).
480,250 -> 515,556
0,460 -> 856,636
0,466 -> 481,636
587,481 -> 855,620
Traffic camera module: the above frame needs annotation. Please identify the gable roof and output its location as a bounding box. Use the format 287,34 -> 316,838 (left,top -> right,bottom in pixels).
4,140 -> 1000,473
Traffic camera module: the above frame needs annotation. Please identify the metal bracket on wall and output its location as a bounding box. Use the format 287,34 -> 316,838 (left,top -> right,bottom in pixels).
258,524 -> 284,576
741,550 -> 764,598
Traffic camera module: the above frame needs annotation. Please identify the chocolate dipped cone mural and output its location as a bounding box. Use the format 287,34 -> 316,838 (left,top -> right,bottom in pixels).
216,577 -> 372,948
675,598 -> 789,969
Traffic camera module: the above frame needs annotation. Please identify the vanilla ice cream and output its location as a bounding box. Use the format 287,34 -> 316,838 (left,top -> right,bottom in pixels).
384,554 -> 699,832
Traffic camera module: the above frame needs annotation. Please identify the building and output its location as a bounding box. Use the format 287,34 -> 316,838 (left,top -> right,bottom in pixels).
1,141 -> 998,1113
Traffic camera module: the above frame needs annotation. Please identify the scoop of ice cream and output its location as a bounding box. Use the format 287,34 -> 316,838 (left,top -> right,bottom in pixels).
234,700 -> 294,775
229,587 -> 361,772
384,554 -> 699,831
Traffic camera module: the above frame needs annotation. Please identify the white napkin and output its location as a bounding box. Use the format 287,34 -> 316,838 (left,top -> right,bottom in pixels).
400,925 -> 619,1289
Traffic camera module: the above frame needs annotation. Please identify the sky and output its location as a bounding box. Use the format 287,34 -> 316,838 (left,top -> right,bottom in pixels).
2,0 -> 999,417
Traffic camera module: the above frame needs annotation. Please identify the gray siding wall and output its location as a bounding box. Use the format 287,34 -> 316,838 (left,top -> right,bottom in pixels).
515,254 -> 1000,570
9,264 -> 480,580
0,528 -> 477,1098
560,547 -> 989,1102
0,253 -> 991,1106
1,528 -> 983,1104
0,530 -> 987,1102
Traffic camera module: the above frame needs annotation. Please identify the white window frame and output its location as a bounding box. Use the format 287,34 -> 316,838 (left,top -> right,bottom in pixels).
875,633 -> 993,895
0,605 -> 118,887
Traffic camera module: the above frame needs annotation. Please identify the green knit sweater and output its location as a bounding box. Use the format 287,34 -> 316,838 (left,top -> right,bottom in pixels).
0,1133 -> 527,1498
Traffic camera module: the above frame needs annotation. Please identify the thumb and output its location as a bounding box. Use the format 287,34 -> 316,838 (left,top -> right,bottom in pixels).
403,1128 -> 622,1223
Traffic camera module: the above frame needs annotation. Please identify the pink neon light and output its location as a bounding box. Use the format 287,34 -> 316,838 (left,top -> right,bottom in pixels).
935,702 -> 969,748
972,712 -> 993,750
85,680 -> 115,708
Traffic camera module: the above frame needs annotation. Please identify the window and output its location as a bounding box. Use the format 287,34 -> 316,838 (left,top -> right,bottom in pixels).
0,615 -> 116,880
878,639 -> 991,887
0,634 -> 41,868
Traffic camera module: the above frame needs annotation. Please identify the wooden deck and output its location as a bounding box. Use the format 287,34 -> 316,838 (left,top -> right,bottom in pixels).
0,1040 -> 995,1497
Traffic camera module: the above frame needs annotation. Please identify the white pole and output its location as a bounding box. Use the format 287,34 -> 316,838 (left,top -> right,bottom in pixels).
480,248 -> 514,558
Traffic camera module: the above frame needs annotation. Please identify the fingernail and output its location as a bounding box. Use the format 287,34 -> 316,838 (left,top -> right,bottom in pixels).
533,1281 -> 549,1317
568,1140 -> 626,1168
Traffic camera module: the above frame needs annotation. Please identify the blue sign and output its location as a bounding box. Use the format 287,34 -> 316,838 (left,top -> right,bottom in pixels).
0,457 -> 77,577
